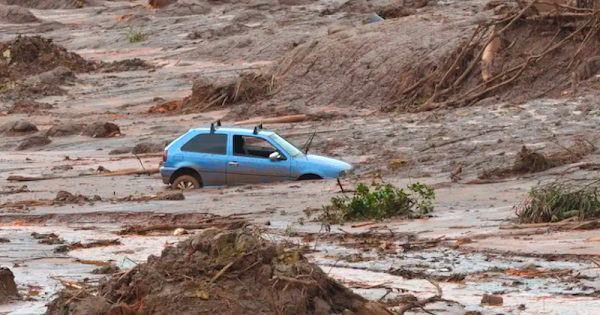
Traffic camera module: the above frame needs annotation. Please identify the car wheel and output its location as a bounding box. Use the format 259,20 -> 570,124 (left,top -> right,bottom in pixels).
172,175 -> 200,190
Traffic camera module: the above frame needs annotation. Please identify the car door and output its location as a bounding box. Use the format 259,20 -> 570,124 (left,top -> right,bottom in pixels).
227,134 -> 291,185
179,132 -> 228,186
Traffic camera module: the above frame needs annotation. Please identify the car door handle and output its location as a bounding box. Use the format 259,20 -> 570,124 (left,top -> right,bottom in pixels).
228,162 -> 239,166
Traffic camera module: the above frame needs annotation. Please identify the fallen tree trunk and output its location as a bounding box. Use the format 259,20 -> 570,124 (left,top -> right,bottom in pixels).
7,168 -> 159,182
233,114 -> 308,126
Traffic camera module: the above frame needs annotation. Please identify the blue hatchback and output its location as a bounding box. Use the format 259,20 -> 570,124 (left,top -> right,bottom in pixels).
160,122 -> 353,189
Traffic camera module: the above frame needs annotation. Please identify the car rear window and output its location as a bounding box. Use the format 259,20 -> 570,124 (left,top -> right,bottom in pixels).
181,133 -> 227,155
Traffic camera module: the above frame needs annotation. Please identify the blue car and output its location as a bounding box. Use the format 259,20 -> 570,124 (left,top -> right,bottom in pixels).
160,122 -> 353,189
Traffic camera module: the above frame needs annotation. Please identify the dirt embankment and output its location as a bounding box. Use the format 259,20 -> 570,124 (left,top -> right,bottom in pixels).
0,36 -> 155,101
45,228 -> 392,315
158,1 -> 600,120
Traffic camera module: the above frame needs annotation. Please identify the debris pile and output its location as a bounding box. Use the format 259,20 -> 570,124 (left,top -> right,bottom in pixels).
7,98 -> 53,114
96,58 -> 154,73
0,36 -> 93,85
516,179 -> 600,223
82,122 -> 120,138
480,140 -> 595,179
149,72 -> 273,114
46,228 -> 391,315
31,232 -> 64,245
55,190 -> 102,204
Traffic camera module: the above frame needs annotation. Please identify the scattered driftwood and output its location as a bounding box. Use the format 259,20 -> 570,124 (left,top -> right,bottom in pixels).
233,114 -> 308,126
7,168 -> 159,182
119,219 -> 249,235
397,280 -> 448,314
500,220 -> 600,230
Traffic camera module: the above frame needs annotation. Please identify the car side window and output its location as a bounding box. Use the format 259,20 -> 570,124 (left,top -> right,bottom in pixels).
233,135 -> 278,159
181,133 -> 227,155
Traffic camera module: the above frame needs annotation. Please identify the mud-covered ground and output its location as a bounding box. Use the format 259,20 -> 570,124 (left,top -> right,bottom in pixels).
1,0 -> 600,314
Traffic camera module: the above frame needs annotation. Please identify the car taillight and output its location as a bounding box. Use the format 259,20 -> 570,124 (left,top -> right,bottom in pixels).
163,150 -> 168,163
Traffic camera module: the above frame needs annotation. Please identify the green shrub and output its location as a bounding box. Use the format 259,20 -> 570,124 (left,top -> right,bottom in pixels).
126,28 -> 147,43
516,180 -> 600,223
318,182 -> 435,224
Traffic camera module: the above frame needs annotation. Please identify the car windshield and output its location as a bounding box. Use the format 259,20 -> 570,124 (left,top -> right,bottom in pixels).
269,134 -> 303,158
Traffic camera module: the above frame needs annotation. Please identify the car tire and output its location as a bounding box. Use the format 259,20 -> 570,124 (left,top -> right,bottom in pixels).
172,175 -> 200,190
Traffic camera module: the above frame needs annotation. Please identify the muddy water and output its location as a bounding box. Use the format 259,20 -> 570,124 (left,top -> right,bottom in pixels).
0,226 -> 181,314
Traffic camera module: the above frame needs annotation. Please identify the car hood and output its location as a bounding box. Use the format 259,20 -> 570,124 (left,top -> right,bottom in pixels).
295,154 -> 352,170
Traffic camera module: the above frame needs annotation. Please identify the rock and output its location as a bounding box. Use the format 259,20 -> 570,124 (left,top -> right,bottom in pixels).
0,120 -> 38,135
17,135 -> 51,150
46,123 -> 85,137
108,146 -> 133,155
51,165 -> 73,171
0,4 -> 38,24
131,141 -> 167,154
0,267 -> 17,302
23,66 -> 76,87
82,122 -> 120,138
481,294 -> 503,305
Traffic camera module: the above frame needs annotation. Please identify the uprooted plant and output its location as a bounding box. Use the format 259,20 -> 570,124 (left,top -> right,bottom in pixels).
516,179 -> 600,223
313,182 -> 435,226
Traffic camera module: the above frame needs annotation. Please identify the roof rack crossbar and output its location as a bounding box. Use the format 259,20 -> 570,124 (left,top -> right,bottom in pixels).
210,119 -> 222,133
253,123 -> 263,135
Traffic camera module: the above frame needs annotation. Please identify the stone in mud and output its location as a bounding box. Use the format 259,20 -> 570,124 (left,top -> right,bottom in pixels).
46,123 -> 85,137
0,267 -> 17,303
481,294 -> 503,305
23,66 -> 76,87
0,4 -> 38,24
16,135 -> 51,150
51,165 -> 73,171
82,122 -> 120,138
0,120 -> 38,135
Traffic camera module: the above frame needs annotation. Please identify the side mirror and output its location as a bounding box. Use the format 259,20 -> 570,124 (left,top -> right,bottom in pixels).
269,152 -> 281,161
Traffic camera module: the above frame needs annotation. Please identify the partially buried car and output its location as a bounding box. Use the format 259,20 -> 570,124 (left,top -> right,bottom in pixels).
160,121 -> 353,189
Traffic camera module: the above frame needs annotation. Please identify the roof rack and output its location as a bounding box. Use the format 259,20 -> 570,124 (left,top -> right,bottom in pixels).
253,123 -> 263,135
210,120 -> 222,133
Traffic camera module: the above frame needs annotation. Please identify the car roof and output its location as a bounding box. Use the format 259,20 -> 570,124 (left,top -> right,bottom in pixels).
189,126 -> 276,136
